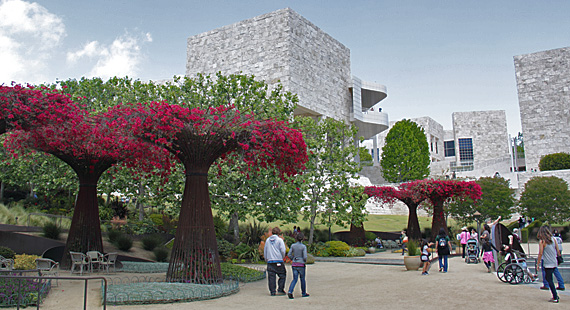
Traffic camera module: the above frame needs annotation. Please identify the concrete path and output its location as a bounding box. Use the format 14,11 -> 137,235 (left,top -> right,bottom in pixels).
21,254 -> 568,310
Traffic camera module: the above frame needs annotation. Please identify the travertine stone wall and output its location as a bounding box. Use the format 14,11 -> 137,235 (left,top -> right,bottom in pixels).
452,110 -> 510,165
413,116 -> 445,162
514,47 -> 570,171
186,7 -> 352,122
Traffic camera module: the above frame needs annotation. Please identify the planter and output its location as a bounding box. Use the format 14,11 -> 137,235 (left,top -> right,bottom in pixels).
404,255 -> 422,271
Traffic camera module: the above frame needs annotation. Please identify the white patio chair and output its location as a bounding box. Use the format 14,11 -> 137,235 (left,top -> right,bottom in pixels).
100,252 -> 118,274
36,258 -> 59,285
86,251 -> 103,273
69,251 -> 89,275
0,255 -> 14,270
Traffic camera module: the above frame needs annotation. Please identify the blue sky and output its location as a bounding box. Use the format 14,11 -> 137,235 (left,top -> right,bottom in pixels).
1,0 -> 569,135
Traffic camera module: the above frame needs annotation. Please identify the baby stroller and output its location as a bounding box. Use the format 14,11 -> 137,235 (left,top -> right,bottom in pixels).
465,238 -> 479,263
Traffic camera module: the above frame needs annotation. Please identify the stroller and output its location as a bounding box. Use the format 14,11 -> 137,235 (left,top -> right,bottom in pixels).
465,238 -> 479,263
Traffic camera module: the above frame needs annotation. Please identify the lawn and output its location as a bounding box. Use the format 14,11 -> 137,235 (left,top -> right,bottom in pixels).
244,214 -> 458,233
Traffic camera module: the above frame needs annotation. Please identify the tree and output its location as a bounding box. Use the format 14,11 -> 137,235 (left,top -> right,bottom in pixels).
447,176 -> 515,225
380,119 -> 430,183
6,105 -> 171,266
292,116 -> 361,244
519,176 -> 570,223
329,186 -> 369,246
365,180 -> 429,241
209,155 -> 303,244
539,152 -> 570,171
112,74 -> 307,283
411,179 -> 481,240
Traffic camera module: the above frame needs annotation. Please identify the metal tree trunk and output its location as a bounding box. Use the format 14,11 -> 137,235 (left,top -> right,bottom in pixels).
166,171 -> 222,283
61,173 -> 104,267
406,203 -> 422,241
430,202 -> 448,241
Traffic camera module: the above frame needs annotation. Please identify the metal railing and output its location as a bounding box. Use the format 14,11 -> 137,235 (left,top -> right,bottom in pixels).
0,272 -> 107,310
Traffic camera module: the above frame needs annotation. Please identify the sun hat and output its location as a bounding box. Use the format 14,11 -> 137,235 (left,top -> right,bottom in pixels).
461,226 -> 467,231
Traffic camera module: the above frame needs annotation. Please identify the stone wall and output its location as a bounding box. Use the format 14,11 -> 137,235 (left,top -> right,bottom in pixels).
452,110 -> 510,166
186,8 -> 352,122
514,47 -> 570,171
413,116 -> 445,162
517,169 -> 570,190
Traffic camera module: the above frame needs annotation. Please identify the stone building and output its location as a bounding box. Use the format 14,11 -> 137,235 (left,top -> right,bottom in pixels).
514,47 -> 570,172
186,8 -> 389,147
364,111 -> 513,181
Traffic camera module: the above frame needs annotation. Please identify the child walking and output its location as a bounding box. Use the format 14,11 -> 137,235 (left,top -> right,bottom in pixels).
420,239 -> 434,275
287,232 -> 309,299
481,237 -> 498,272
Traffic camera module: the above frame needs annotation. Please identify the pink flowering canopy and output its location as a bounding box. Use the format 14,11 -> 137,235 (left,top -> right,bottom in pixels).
365,179 -> 481,240
0,84 -> 82,135
108,101 -> 307,177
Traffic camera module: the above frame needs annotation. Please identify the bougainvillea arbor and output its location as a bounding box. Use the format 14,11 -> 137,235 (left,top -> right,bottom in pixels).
414,179 -> 481,240
111,99 -> 307,283
3,85 -> 172,266
366,179 -> 481,241
0,85 -> 80,135
365,180 -> 429,241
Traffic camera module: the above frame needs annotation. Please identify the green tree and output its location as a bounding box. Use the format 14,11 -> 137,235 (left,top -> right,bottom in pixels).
293,116 -> 361,244
209,154 -> 303,244
447,176 -> 516,225
519,176 -> 570,223
539,152 -> 570,171
380,119 -> 430,183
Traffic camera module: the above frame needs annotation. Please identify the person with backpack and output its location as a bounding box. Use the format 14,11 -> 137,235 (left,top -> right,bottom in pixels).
436,228 -> 451,273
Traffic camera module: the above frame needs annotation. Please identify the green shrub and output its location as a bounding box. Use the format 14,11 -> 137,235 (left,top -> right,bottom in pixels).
241,221 -> 268,245
539,152 -> 570,171
108,229 -> 123,244
14,254 -> 40,270
325,241 -> 350,257
149,214 -> 164,227
153,247 -> 169,262
115,235 -> 133,251
217,238 -> 235,259
234,243 -> 260,262
365,231 -> 377,241
406,240 -> 419,256
0,246 -> 15,259
142,235 -> 163,251
213,215 -> 227,240
345,247 -> 366,257
42,222 -> 61,240
283,235 -> 295,247
220,262 -> 265,282
306,253 -> 315,264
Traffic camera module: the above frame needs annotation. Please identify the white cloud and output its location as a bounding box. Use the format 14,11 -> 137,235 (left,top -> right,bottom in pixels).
0,0 -> 66,84
67,32 -> 153,80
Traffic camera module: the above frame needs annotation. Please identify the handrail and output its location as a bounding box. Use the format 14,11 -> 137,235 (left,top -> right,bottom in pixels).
0,274 -> 107,310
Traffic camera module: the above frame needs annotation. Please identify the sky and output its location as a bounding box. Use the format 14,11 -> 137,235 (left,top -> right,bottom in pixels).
1,0 -> 570,135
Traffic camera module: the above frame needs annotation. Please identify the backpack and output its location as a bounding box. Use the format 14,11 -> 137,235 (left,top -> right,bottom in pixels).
438,236 -> 448,249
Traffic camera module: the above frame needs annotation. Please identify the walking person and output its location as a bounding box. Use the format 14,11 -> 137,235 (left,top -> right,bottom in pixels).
436,228 -> 451,273
536,226 -> 562,303
420,239 -> 434,275
481,237 -> 498,273
287,232 -> 310,299
459,227 -> 470,259
264,227 -> 287,296
540,229 -> 565,291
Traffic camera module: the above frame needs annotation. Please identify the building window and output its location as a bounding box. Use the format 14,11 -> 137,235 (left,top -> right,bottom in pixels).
444,141 -> 455,157
458,138 -> 474,164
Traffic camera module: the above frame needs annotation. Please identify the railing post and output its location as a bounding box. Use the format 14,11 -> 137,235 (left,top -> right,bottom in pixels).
84,278 -> 88,310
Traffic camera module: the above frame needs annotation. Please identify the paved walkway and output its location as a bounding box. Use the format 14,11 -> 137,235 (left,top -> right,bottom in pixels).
31,253 -> 568,310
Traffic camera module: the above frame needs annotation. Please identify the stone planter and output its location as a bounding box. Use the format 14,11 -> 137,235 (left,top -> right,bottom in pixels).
404,255 -> 422,271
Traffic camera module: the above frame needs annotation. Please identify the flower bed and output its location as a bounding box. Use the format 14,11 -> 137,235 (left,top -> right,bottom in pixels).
0,277 -> 51,307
